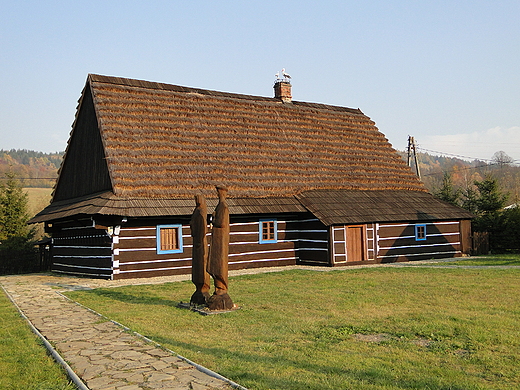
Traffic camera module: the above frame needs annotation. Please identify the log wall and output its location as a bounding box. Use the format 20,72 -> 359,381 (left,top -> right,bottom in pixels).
48,216 -> 468,279
111,214 -> 326,279
377,220 -> 462,262
295,218 -> 330,265
50,218 -> 113,278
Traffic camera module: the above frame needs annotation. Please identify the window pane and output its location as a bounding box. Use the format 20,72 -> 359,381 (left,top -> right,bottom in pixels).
262,221 -> 274,241
415,224 -> 426,241
260,220 -> 277,243
161,228 -> 178,251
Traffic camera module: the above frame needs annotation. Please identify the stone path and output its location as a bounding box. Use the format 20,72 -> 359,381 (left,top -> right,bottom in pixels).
0,273 -> 242,390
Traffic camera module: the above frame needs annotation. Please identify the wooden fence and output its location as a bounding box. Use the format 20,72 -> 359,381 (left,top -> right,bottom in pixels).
472,231 -> 489,255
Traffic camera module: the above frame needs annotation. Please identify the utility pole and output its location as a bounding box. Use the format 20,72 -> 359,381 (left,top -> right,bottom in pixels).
407,136 -> 421,179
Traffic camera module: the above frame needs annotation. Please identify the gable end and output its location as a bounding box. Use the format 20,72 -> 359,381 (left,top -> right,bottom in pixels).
53,82 -> 113,202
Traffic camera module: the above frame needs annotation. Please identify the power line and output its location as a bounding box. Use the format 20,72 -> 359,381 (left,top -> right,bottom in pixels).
421,162 -> 503,177
0,177 -> 56,180
416,146 -> 520,165
417,147 -> 494,162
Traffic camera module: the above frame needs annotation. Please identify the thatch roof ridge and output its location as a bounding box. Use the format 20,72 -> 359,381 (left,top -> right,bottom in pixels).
88,73 -> 365,115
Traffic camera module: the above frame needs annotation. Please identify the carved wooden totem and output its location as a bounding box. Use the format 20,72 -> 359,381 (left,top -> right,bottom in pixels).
207,186 -> 234,310
189,194 -> 211,305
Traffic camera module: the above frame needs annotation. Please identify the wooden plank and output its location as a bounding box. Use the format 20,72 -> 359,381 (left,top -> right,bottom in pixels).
460,220 -> 471,255
378,233 -> 461,249
52,255 -> 112,268
119,259 -> 192,271
378,243 -> 460,257
51,263 -> 112,277
346,226 -> 365,262
53,246 -> 112,257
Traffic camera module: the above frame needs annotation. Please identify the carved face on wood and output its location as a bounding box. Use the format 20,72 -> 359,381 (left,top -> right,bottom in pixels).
216,186 -> 228,201
195,194 -> 206,208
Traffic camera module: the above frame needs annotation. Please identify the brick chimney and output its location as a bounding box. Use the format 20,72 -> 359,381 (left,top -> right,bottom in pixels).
274,81 -> 292,103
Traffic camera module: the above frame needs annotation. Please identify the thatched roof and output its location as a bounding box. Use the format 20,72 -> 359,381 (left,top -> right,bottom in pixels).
82,75 -> 423,196
32,74 -> 463,224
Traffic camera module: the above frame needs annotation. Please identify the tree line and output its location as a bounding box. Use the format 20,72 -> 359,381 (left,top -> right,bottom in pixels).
412,150 -> 520,203
434,171 -> 519,254
0,149 -> 63,188
407,150 -> 519,253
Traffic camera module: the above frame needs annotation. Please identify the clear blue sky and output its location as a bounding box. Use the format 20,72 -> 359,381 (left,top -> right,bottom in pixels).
1,1 -> 519,162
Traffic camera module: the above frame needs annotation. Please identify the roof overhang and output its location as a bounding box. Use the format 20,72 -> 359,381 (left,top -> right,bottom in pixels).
30,189 -> 473,227
29,191 -> 308,224
296,189 -> 474,226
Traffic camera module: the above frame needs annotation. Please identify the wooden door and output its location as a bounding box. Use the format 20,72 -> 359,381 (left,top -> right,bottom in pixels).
347,226 -> 365,262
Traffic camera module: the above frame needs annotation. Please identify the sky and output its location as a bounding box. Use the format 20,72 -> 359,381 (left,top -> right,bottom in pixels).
1,1 -> 519,163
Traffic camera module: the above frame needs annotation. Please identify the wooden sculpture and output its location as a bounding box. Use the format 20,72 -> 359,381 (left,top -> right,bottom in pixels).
207,186 -> 234,310
189,194 -> 211,305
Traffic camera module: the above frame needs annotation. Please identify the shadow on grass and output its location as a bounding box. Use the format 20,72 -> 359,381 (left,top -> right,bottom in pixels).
84,288 -> 181,307
151,336 -> 476,390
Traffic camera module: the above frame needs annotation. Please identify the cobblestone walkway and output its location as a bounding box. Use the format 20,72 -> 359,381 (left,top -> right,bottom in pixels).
0,273 -> 240,390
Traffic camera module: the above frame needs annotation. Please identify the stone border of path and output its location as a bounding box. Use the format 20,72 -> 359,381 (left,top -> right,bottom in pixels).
2,284 -> 90,390
55,289 -> 248,390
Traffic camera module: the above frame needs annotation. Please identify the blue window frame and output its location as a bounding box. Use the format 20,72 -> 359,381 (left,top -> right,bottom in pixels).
415,224 -> 427,241
259,219 -> 278,244
157,224 -> 183,254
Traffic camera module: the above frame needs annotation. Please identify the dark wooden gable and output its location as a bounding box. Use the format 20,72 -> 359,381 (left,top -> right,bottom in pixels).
53,82 -> 112,202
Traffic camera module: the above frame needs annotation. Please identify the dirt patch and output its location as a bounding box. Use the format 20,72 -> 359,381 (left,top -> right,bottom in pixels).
353,333 -> 392,343
411,338 -> 432,347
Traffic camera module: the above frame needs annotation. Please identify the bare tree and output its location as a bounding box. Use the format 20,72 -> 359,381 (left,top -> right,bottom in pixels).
492,151 -> 514,167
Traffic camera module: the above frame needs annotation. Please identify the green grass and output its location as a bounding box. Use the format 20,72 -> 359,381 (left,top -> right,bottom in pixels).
66,265 -> 520,390
0,290 -> 75,390
440,254 -> 520,266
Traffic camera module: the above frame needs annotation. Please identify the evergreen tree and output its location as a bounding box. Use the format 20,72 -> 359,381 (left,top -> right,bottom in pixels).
434,171 -> 460,206
0,172 -> 37,274
473,176 -> 508,217
0,172 -> 34,241
461,185 -> 479,215
466,175 -> 510,253
497,206 -> 520,252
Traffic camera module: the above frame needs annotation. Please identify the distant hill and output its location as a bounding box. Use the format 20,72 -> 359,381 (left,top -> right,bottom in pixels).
0,149 -> 63,188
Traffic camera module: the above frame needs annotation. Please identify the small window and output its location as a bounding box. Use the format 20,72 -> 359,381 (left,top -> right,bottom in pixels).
415,224 -> 427,241
259,219 -> 278,244
157,224 -> 183,254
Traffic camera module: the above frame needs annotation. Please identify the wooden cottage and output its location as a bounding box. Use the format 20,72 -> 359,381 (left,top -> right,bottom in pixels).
31,74 -> 473,279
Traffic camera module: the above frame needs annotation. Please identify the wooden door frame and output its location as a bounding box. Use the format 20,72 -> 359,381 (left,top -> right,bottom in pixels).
329,224 -> 370,265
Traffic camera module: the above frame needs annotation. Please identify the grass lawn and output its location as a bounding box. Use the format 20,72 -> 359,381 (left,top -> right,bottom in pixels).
440,254 -> 520,266
0,289 -> 75,390
24,187 -> 52,214
24,187 -> 53,239
66,262 -> 520,390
